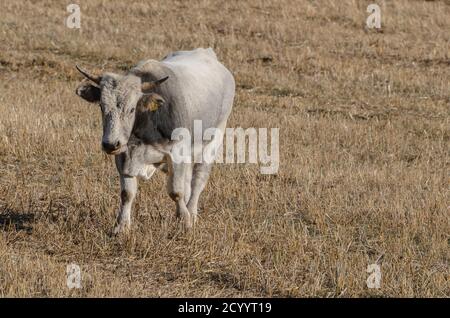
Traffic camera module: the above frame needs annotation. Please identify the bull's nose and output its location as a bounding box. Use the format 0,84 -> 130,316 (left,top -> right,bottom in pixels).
102,141 -> 121,153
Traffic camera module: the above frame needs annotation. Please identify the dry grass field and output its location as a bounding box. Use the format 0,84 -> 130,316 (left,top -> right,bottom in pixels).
0,0 -> 448,297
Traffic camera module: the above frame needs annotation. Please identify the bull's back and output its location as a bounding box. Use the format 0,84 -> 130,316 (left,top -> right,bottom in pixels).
161,48 -> 234,130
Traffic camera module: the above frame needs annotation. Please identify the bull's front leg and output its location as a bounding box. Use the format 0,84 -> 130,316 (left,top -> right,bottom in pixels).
113,154 -> 138,235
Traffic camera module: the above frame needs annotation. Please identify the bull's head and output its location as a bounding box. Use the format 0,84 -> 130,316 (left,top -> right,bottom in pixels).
75,65 -> 168,155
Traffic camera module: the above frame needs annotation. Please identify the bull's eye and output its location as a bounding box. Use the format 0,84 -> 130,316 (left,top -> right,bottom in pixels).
129,108 -> 135,114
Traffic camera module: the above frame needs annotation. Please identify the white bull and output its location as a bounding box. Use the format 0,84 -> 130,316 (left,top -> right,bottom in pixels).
75,48 -> 235,233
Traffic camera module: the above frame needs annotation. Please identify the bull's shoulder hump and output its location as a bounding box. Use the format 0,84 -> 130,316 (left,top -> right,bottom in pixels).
130,59 -> 171,79
132,59 -> 163,72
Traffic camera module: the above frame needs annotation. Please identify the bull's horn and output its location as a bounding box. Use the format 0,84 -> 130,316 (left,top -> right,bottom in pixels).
76,65 -> 102,85
141,76 -> 169,92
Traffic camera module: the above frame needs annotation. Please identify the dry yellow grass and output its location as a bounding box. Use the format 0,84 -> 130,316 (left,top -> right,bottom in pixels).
0,0 -> 448,297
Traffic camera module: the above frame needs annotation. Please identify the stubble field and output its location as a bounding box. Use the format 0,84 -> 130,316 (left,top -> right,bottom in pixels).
0,0 -> 448,297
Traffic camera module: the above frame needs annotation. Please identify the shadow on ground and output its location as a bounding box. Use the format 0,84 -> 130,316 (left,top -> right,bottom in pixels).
0,208 -> 35,234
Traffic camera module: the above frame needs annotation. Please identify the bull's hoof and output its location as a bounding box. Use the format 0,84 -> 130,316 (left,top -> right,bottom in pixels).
183,213 -> 198,230
111,222 -> 130,237
184,216 -> 193,230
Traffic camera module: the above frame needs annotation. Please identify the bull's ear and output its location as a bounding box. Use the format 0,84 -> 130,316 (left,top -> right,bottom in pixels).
138,93 -> 166,112
76,82 -> 101,103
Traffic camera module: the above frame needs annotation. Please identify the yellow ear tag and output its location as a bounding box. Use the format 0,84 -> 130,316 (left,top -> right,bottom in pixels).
148,100 -> 160,112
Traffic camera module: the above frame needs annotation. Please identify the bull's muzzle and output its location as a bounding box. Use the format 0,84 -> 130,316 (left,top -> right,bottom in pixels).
102,141 -> 125,155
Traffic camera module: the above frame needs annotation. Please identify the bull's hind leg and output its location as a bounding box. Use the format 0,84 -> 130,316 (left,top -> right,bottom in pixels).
186,122 -> 225,220
187,163 -> 212,222
165,156 -> 194,229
